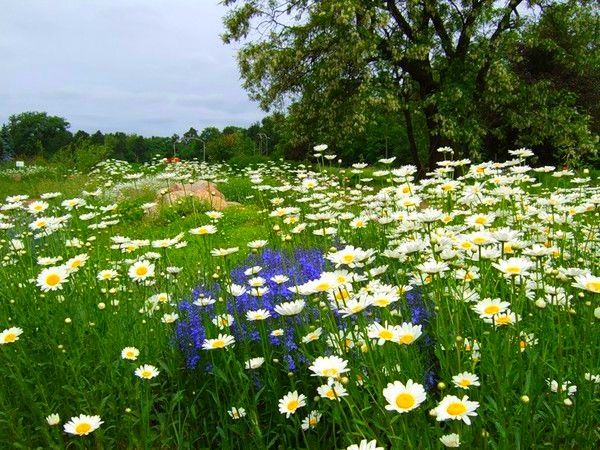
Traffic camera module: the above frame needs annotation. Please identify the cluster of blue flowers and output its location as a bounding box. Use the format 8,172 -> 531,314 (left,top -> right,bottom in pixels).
176,248 -> 325,369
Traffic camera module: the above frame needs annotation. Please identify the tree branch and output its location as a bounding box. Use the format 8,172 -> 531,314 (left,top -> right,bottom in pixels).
424,0 -> 455,58
385,0 -> 414,40
455,0 -> 490,59
476,0 -> 524,90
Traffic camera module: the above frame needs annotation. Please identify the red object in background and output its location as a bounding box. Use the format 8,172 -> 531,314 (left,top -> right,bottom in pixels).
164,157 -> 181,163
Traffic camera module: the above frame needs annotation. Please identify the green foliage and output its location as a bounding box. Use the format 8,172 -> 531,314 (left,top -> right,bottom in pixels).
155,196 -> 213,225
205,131 -> 256,161
218,176 -> 257,203
53,141 -> 113,172
223,0 -> 599,169
3,111 -> 72,158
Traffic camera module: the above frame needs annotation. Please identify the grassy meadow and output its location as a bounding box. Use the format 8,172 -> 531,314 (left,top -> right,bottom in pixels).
0,152 -> 598,449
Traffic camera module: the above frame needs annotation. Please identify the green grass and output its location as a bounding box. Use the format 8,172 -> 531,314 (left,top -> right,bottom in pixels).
0,158 -> 598,449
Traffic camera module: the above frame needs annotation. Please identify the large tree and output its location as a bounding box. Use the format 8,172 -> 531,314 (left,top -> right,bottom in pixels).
3,111 -> 72,158
223,0 -> 597,169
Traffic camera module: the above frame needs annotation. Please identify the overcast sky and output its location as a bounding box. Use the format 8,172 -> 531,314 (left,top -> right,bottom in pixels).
0,0 -> 264,136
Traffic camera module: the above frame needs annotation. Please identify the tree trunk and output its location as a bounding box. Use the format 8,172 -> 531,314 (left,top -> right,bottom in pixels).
402,106 -> 423,174
423,103 -> 442,171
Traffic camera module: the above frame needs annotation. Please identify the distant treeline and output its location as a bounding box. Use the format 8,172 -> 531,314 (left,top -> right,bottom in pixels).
0,111 -> 290,170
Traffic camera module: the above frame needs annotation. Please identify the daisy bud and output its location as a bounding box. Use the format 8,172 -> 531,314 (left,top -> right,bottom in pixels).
481,430 -> 489,438
97,303 -> 105,310
535,299 -> 546,309
455,336 -> 463,343
340,376 -> 349,385
437,382 -> 446,390
125,408 -> 131,413
594,307 -> 600,319
578,292 -> 584,298
520,395 -> 529,404
64,317 -> 72,324
563,398 -> 573,407
585,301 -> 591,306
46,414 -> 60,426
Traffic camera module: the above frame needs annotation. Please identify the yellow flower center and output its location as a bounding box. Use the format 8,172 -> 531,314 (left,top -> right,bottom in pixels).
316,282 -> 332,292
3,333 -> 16,343
584,281 -> 600,293
287,400 -> 299,411
342,254 -> 355,263
483,305 -> 500,315
325,389 -> 336,399
395,393 -> 415,409
496,315 -> 511,325
46,274 -> 61,286
309,417 -> 318,425
505,266 -> 521,274
447,402 -> 467,416
322,368 -> 338,377
71,260 -> 81,268
142,370 -> 153,378
379,330 -> 394,340
350,304 -> 364,313
135,266 -> 148,276
75,423 -> 92,434
399,334 -> 414,344
212,339 -> 225,348
334,289 -> 349,300
458,379 -> 471,387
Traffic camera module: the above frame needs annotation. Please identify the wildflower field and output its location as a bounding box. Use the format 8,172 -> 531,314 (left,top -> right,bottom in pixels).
0,150 -> 598,449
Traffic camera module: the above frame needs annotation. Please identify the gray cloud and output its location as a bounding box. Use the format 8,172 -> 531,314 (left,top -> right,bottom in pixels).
0,0 -> 264,135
